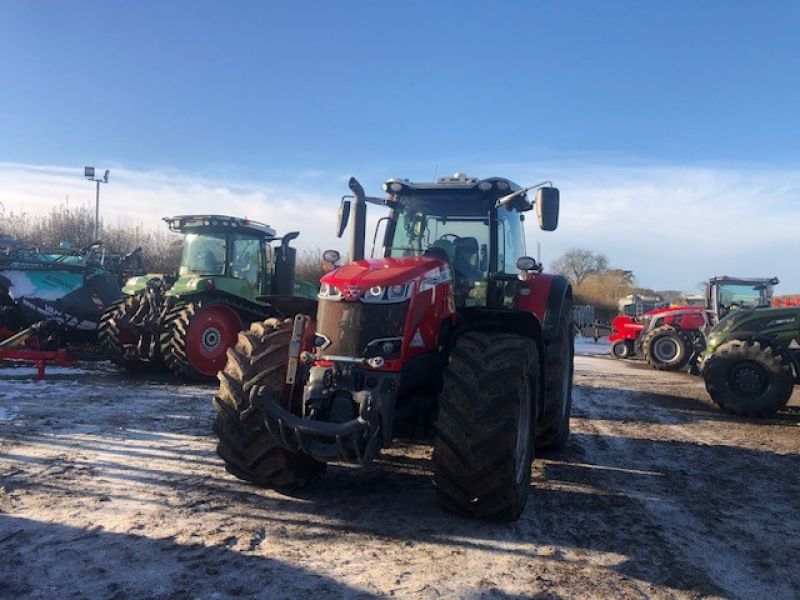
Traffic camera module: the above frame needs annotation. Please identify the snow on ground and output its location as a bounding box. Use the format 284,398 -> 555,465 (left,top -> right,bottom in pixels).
1,358 -> 799,599
0,365 -> 96,377
575,334 -> 610,356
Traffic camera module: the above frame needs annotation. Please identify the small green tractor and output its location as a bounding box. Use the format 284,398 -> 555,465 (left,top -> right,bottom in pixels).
701,306 -> 800,416
98,215 -> 317,380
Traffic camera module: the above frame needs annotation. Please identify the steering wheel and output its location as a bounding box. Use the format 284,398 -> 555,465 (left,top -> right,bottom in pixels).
439,234 -> 461,242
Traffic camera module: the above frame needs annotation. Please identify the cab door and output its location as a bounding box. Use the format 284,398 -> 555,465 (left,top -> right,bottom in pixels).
230,234 -> 264,301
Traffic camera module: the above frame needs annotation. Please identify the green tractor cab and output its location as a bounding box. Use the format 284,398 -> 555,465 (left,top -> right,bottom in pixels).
98,215 -> 317,381
701,306 -> 800,416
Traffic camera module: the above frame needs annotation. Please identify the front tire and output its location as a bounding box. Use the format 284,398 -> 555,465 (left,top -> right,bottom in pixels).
611,340 -> 633,359
212,318 -> 325,487
643,326 -> 692,371
703,340 -> 794,417
98,292 -> 161,370
433,331 -> 539,521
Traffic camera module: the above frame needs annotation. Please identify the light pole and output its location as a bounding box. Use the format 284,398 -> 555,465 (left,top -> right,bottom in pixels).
84,166 -> 109,240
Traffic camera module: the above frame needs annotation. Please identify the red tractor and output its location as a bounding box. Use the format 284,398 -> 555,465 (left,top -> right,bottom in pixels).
609,276 -> 779,370
212,173 -> 574,521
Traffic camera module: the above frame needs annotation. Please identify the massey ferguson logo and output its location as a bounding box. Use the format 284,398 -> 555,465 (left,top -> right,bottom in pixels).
343,286 -> 362,300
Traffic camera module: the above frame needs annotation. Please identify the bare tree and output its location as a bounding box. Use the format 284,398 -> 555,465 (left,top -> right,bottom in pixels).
550,248 -> 609,285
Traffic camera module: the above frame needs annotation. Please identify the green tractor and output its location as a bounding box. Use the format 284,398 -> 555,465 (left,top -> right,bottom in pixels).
701,306 -> 800,416
98,215 -> 318,381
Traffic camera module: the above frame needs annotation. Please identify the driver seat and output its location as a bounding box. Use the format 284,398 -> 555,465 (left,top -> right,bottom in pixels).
424,238 -> 455,263
452,237 -> 482,297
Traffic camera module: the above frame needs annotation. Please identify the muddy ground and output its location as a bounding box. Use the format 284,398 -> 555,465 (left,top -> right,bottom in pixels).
1,344 -> 799,600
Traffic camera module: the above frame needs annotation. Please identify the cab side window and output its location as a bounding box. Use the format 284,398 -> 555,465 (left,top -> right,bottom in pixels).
231,235 -> 262,289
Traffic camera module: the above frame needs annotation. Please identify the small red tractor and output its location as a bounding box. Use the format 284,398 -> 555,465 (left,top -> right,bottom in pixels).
609,276 -> 779,370
212,173 -> 574,521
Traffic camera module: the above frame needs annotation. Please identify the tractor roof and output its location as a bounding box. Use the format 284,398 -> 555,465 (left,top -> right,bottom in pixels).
163,215 -> 277,238
382,173 -> 523,195
707,276 -> 779,287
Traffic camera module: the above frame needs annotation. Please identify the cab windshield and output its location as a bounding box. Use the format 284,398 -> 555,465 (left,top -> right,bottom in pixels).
180,233 -> 226,276
387,193 -> 497,306
385,190 -> 525,306
718,283 -> 770,311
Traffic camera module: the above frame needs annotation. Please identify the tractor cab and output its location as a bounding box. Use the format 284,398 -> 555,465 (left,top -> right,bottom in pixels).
379,175 -> 533,308
163,215 -> 298,301
705,276 -> 778,321
333,173 -> 559,308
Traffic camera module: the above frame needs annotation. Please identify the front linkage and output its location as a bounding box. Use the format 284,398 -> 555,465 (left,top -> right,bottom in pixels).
257,315 -> 387,463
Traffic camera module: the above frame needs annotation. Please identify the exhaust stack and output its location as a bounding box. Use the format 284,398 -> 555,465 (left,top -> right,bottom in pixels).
348,177 -> 367,261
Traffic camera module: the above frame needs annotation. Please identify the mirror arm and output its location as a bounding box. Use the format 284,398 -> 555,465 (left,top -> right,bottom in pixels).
495,180 -> 552,208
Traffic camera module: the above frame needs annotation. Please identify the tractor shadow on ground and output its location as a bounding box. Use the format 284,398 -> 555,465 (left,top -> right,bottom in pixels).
0,514 -> 380,599
575,382 -> 800,426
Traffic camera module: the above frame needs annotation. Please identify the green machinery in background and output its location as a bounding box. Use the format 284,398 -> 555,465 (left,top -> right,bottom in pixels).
702,306 -> 800,416
98,215 -> 318,381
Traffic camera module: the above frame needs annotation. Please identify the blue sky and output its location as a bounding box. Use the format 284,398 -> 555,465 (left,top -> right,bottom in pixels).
1,2 -> 799,291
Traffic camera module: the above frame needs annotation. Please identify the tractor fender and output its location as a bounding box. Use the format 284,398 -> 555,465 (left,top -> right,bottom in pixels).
457,307 -> 544,352
515,273 -> 572,342
541,275 -> 573,342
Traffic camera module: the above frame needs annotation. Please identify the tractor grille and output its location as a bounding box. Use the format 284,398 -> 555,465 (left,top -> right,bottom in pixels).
316,299 -> 409,357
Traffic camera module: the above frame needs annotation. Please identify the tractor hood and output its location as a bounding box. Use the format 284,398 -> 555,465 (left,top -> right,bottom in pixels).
706,307 -> 799,354
322,256 -> 445,289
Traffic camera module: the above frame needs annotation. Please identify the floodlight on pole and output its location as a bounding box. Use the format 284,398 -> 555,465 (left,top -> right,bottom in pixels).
84,166 -> 109,240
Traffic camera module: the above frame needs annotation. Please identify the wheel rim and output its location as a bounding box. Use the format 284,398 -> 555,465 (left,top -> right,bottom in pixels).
514,371 -> 532,484
652,337 -> 679,363
185,305 -> 241,376
728,361 -> 768,396
613,342 -> 627,358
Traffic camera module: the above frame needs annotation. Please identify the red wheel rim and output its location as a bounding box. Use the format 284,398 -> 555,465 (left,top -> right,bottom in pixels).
185,305 -> 241,377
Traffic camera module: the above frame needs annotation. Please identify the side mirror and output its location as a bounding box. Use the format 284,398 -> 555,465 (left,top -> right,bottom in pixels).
515,256 -> 541,272
336,199 -> 351,238
535,187 -> 559,231
515,255 -> 542,281
323,249 -> 341,273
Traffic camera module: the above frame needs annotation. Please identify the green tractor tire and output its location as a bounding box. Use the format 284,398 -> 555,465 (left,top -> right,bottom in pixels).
162,300 -> 247,381
703,340 -> 794,417
98,292 -> 163,370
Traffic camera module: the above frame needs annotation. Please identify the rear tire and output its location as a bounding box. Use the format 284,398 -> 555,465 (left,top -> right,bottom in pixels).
643,326 -> 691,371
163,301 -> 243,381
703,340 -> 794,417
536,297 -> 574,451
212,318 -> 325,487
433,331 -> 538,521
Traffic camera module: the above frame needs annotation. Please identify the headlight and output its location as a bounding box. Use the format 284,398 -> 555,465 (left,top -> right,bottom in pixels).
318,282 -> 342,300
361,280 -> 414,303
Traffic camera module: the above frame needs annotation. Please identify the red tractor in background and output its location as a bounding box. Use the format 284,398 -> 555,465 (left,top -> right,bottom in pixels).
212,173 -> 574,521
609,276 -> 779,371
